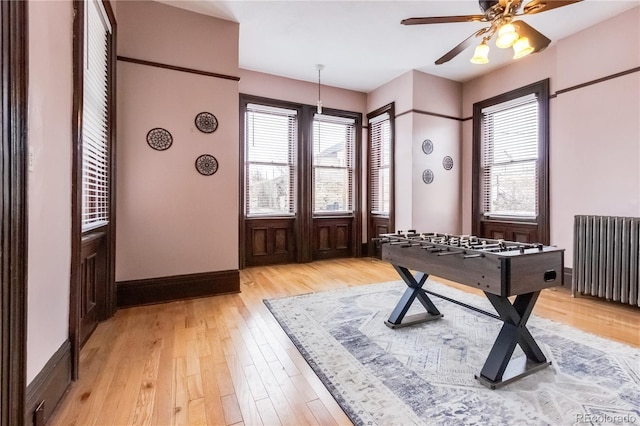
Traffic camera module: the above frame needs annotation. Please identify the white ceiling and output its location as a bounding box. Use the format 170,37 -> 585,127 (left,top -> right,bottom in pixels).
157,0 -> 639,92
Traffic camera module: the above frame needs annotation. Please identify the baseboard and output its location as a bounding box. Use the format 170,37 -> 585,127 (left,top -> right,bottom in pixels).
116,269 -> 240,308
361,243 -> 368,256
25,340 -> 72,426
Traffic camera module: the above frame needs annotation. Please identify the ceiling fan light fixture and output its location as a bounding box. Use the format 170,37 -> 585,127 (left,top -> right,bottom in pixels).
496,23 -> 518,48
512,36 -> 534,59
470,42 -> 490,64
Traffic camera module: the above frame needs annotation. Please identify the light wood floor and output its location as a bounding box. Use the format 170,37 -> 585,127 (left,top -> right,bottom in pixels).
50,258 -> 640,426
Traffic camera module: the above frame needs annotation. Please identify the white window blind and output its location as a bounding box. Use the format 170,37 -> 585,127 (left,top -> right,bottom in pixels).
369,112 -> 391,215
312,114 -> 355,214
481,93 -> 538,218
82,0 -> 111,231
245,103 -> 297,216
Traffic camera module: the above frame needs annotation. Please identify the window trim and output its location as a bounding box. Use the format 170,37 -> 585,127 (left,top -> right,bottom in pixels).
239,94 -> 362,266
311,112 -> 357,216
472,79 -> 550,244
367,102 -> 395,253
244,102 -> 298,217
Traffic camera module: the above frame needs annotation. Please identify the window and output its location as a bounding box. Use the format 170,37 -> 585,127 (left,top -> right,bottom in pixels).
481,93 -> 538,218
81,0 -> 112,230
369,111 -> 392,215
312,114 -> 356,214
472,79 -> 550,244
244,103 -> 297,216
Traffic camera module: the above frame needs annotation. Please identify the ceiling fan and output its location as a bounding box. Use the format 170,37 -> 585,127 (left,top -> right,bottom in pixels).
402,0 -> 583,65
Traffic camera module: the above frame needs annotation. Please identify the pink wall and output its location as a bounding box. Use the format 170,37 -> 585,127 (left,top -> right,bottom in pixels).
116,1 -> 240,281
117,0 -> 238,76
26,0 -> 73,383
367,70 -> 463,234
461,7 -> 640,263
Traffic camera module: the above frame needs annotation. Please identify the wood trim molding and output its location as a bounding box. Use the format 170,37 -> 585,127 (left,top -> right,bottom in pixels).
117,56 -> 241,82
116,270 -> 241,308
1,1 -> 29,425
24,341 -> 72,426
555,66 -> 640,96
395,108 -> 465,122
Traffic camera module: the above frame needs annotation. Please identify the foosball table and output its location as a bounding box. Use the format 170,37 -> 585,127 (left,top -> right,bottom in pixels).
377,231 -> 564,389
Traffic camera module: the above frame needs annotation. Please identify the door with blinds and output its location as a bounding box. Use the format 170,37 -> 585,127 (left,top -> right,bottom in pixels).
472,80 -> 550,244
240,95 -> 362,267
311,113 -> 360,260
242,101 -> 298,266
367,103 -> 395,257
72,0 -> 116,374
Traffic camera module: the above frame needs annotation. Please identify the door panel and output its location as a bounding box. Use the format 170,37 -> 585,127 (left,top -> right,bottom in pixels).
312,217 -> 354,260
369,215 -> 390,257
245,218 -> 296,266
480,220 -> 539,243
79,232 -> 107,346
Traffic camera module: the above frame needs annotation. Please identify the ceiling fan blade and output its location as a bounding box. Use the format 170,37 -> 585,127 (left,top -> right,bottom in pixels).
512,20 -> 551,52
522,0 -> 582,15
401,15 -> 486,25
435,29 -> 486,65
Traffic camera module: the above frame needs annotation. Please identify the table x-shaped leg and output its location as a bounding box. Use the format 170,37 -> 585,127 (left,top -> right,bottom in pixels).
385,266 -> 443,329
475,291 -> 551,389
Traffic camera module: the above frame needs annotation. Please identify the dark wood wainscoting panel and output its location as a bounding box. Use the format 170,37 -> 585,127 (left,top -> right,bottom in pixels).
116,270 -> 240,308
79,232 -> 107,347
24,341 -> 71,426
368,215 -> 390,257
245,217 -> 296,266
480,220 -> 540,244
312,217 -> 353,260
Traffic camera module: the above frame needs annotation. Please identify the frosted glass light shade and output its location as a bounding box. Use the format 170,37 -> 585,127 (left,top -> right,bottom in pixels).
513,36 -> 534,59
496,23 -> 518,48
470,43 -> 490,64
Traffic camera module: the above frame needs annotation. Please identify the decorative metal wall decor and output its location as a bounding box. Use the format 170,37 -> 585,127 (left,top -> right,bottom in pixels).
443,156 -> 454,170
195,154 -> 219,176
422,169 -> 434,184
195,112 -> 218,133
146,128 -> 173,151
422,139 -> 433,155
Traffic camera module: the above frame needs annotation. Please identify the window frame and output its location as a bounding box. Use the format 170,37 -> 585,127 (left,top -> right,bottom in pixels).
311,111 -> 358,217
472,79 -> 550,244
244,102 -> 299,218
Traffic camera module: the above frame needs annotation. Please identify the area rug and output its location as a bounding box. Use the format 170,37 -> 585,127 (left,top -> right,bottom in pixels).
264,281 -> 640,426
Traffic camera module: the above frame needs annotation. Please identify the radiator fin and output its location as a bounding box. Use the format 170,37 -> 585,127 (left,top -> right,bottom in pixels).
573,215 -> 640,307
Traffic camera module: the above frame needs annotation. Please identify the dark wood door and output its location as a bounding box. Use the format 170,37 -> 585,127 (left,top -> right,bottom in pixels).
79,232 -> 107,346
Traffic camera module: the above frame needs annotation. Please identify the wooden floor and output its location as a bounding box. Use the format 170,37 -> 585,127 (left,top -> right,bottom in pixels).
50,258 -> 640,426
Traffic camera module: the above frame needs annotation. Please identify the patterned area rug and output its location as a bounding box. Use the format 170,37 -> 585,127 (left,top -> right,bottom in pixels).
264,281 -> 640,426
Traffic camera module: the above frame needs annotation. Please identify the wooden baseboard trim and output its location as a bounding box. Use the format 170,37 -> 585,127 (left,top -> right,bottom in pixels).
116,269 -> 240,308
25,340 -> 72,426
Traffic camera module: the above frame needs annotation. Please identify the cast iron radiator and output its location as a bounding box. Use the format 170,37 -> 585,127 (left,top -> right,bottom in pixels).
573,215 -> 640,307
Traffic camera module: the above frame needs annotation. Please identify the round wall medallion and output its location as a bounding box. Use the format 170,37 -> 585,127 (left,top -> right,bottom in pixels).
195,112 -> 218,133
422,139 -> 433,155
146,128 -> 173,151
443,156 -> 454,170
422,169 -> 434,184
195,154 -> 218,176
